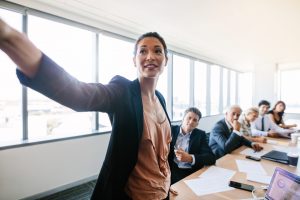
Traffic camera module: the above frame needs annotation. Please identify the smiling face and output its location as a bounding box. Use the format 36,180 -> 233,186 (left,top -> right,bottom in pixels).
133,37 -> 168,80
259,104 -> 270,115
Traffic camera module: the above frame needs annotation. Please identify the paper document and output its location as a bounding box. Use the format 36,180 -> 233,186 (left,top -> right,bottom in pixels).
236,159 -> 267,175
272,145 -> 289,153
184,166 -> 236,196
184,177 -> 234,196
199,165 -> 236,180
267,139 -> 278,145
240,148 -> 269,158
272,145 -> 300,154
247,173 -> 272,184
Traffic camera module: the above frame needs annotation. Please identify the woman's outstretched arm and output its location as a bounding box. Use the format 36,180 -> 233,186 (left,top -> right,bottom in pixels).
0,18 -> 41,78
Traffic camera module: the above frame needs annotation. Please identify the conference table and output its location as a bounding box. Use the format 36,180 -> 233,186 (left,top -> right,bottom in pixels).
170,137 -> 300,200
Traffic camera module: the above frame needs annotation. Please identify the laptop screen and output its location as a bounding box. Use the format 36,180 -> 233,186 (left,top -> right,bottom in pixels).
265,167 -> 300,200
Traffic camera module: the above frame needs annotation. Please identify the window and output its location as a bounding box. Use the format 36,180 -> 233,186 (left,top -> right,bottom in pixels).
280,69 -> 300,113
156,62 -> 168,102
172,55 -> 190,120
0,9 -> 22,142
222,68 -> 229,112
210,65 -> 220,115
230,70 -> 237,105
0,4 -> 246,146
98,34 -> 135,130
27,15 -> 95,138
194,61 -> 207,116
238,72 -> 253,109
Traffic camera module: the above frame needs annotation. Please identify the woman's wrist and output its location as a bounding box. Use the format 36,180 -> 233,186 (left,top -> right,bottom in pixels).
0,19 -> 12,43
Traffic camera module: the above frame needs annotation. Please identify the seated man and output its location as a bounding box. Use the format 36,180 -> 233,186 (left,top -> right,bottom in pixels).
169,107 -> 216,184
251,100 -> 295,138
209,105 -> 263,159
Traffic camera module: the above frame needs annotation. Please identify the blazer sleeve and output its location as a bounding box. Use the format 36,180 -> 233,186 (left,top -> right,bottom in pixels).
241,136 -> 253,148
192,130 -> 216,169
17,53 -> 124,113
211,122 -> 245,154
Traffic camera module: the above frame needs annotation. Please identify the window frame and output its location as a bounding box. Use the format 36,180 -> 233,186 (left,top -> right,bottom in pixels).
0,1 -> 242,149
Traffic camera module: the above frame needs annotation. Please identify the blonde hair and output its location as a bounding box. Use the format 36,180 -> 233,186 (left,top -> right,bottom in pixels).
244,107 -> 259,116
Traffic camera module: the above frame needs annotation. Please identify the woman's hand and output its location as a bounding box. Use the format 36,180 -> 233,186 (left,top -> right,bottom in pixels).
257,136 -> 267,143
0,18 -> 11,42
0,18 -> 42,78
291,124 -> 297,128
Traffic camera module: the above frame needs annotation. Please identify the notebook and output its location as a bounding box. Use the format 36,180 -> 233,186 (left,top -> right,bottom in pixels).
265,167 -> 300,200
261,150 -> 289,164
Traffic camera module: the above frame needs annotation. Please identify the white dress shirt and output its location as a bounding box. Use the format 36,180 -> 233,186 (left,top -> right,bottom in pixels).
251,114 -> 294,137
174,127 -> 196,168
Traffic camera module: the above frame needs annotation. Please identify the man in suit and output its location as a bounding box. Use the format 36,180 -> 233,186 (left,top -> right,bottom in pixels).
209,105 -> 263,159
169,107 -> 216,184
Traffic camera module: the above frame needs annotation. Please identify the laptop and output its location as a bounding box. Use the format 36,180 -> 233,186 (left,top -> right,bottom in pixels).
264,167 -> 300,200
261,150 -> 289,164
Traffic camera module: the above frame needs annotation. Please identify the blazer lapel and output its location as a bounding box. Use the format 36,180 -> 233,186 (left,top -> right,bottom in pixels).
221,119 -> 231,137
129,81 -> 171,141
172,126 -> 181,145
130,79 -> 143,140
188,129 -> 197,150
156,90 -> 171,125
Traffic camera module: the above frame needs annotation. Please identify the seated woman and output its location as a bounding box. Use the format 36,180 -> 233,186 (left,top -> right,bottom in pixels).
268,101 -> 297,129
239,107 -> 267,143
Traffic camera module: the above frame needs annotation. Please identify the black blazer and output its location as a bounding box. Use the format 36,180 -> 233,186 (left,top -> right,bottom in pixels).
209,119 -> 252,159
17,54 -> 171,200
169,125 -> 216,172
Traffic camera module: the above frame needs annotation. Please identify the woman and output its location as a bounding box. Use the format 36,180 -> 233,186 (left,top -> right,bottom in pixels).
268,101 -> 297,129
0,19 -> 172,200
239,107 -> 267,143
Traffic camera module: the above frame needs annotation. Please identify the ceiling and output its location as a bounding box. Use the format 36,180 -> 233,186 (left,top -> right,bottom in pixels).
9,0 -> 300,71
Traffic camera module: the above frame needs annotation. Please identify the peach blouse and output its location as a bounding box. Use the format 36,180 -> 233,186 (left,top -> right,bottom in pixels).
125,96 -> 171,200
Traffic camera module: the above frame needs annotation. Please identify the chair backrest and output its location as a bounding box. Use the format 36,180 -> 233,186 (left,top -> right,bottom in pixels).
205,132 -> 210,144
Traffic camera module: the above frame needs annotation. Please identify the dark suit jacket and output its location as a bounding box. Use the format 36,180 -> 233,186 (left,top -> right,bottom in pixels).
209,118 -> 252,159
17,54 -> 171,200
169,125 -> 216,173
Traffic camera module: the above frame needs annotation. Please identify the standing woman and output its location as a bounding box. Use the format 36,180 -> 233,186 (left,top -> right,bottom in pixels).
0,19 -> 172,200
268,101 -> 297,129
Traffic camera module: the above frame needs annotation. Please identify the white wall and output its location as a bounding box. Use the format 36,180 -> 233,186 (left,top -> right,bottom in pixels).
253,63 -> 277,105
0,134 -> 110,200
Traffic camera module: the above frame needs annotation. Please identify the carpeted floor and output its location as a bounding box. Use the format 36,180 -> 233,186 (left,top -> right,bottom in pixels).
37,180 -> 96,200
